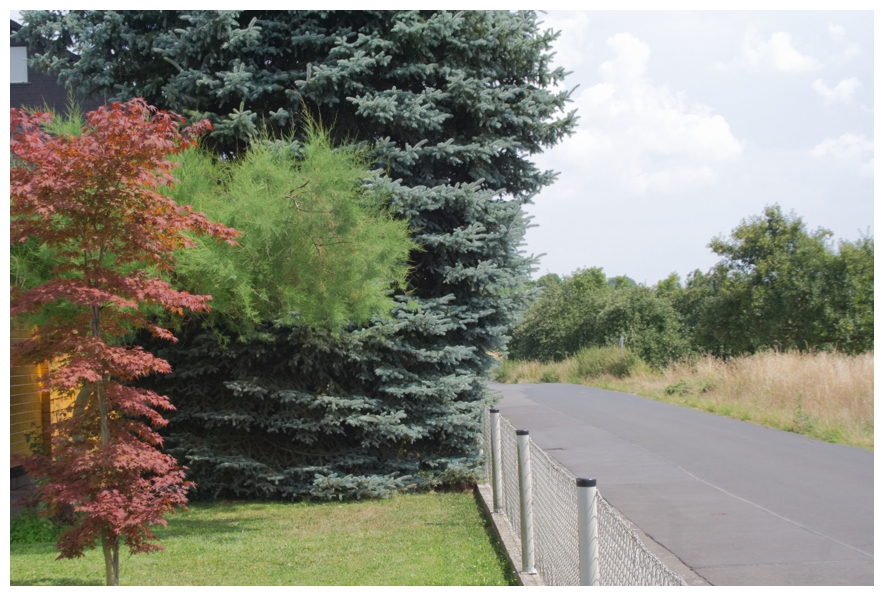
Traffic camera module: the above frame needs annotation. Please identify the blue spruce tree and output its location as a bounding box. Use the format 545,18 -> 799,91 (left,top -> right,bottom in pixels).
17,10 -> 576,499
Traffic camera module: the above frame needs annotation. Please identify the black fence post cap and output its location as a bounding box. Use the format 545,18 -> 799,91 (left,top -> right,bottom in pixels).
489,408 -> 500,413
516,429 -> 529,436
576,477 -> 597,487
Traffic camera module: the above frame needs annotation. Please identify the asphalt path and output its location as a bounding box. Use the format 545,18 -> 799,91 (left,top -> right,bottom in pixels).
488,382 -> 874,586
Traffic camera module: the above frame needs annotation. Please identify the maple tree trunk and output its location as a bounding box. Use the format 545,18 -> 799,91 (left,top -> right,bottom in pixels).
92,305 -> 119,585
92,306 -> 112,445
102,532 -> 120,586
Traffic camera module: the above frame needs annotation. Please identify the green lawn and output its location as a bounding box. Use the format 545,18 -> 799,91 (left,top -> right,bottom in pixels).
10,491 -> 517,586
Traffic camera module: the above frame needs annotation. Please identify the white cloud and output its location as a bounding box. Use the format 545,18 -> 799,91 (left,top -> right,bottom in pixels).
539,11 -> 593,72
811,133 -> 873,176
841,43 -> 861,61
736,30 -> 821,73
544,33 -> 744,197
826,23 -> 861,61
828,24 -> 846,42
812,78 -> 862,105
599,33 -> 649,84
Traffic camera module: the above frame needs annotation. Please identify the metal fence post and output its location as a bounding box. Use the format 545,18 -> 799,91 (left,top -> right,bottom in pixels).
490,408 -> 503,512
516,429 -> 536,574
577,477 -> 600,586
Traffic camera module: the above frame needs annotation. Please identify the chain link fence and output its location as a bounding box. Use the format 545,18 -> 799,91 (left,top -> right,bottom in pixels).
499,416 -> 521,539
482,406 -> 686,586
596,496 -> 686,585
528,440 -> 581,585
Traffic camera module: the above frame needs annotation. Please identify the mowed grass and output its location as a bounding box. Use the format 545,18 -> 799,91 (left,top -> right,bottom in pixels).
497,350 -> 873,450
10,491 -> 517,586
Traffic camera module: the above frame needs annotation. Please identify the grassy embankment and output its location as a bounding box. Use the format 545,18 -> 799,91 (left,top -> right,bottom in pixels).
495,347 -> 873,450
10,492 -> 517,586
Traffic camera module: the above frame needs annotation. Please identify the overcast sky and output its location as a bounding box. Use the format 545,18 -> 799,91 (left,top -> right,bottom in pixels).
526,10 -> 874,285
10,9 -> 875,286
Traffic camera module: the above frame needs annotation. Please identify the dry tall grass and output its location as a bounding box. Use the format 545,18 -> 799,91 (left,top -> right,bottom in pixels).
495,351 -> 873,450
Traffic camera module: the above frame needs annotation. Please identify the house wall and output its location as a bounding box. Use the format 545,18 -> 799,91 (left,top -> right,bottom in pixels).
10,327 -> 47,483
10,327 -> 78,487
11,19 -> 104,116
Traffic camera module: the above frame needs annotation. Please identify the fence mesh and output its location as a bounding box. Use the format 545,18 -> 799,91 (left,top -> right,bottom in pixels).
500,415 -> 521,539
597,494 -> 687,586
528,440 -> 580,586
482,407 -> 686,586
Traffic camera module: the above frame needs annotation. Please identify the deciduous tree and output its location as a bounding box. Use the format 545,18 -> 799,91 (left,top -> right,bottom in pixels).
695,205 -> 872,354
10,99 -> 238,585
663,205 -> 873,356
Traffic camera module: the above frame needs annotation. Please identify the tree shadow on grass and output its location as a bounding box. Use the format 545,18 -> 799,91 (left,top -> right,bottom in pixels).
153,501 -> 281,540
153,515 -> 263,540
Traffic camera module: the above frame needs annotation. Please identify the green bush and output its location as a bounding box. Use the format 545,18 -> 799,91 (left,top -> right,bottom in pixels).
10,509 -> 61,544
608,352 -> 644,378
539,369 -> 560,383
574,346 -> 619,378
493,358 -> 517,382
574,346 -> 646,379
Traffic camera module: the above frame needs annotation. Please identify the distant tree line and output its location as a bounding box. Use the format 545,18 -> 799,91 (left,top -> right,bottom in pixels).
508,205 -> 873,364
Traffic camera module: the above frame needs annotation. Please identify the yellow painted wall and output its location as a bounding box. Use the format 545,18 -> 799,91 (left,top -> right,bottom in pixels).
10,326 -> 77,466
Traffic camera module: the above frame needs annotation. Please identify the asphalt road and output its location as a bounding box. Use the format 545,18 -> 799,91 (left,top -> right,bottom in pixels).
488,382 -> 874,586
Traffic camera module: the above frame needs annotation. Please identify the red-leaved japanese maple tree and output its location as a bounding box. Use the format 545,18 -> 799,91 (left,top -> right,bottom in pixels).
10,99 -> 239,586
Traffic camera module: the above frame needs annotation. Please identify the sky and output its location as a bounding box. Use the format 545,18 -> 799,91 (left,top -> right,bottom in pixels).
524,10 -> 875,285
9,8 -> 876,287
